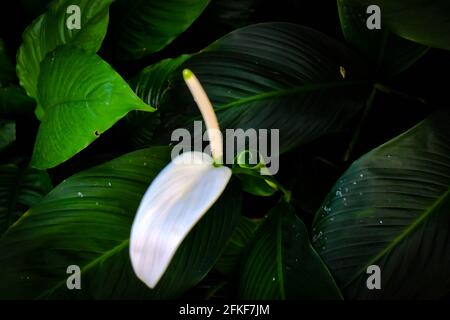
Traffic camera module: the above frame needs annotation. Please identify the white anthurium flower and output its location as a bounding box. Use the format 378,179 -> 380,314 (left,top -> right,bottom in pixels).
130,69 -> 232,288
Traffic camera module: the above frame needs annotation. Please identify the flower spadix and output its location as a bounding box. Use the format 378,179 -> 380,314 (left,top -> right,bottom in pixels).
130,69 -> 231,288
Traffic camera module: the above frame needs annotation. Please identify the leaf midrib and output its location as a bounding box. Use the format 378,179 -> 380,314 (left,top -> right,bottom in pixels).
344,186 -> 450,288
214,80 -> 368,112
36,238 -> 130,299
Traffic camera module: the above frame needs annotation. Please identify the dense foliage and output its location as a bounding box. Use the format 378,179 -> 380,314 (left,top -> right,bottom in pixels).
0,0 -> 448,299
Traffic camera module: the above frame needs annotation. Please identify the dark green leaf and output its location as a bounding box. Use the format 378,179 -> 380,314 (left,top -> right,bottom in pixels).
313,110 -> 450,299
215,216 -> 260,275
0,147 -> 242,299
111,0 -> 210,59
124,56 -> 191,148
130,55 -> 191,109
239,203 -> 343,299
17,0 -> 113,100
153,22 -> 369,153
345,0 -> 450,50
0,164 -> 52,234
31,46 -> 153,169
338,0 -> 429,76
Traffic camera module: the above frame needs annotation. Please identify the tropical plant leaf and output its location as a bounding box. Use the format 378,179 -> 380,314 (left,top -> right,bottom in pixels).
111,0 -> 210,59
0,147 -> 242,299
338,0 -> 429,76
138,22 -> 369,153
313,109 -> 450,299
239,203 -> 343,299
124,56 -> 191,148
345,0 -> 450,50
130,55 -> 191,109
0,163 -> 52,234
31,46 -> 153,169
17,0 -> 113,100
215,216 -> 260,275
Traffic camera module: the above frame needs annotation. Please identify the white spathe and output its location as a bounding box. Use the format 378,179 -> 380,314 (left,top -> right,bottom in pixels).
130,151 -> 231,288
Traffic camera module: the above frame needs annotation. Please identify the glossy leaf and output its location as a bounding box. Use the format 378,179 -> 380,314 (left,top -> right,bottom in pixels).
0,147 -> 242,299
31,46 -> 153,169
313,110 -> 450,299
345,0 -> 450,50
130,151 -> 232,288
215,216 -> 260,275
239,203 -> 343,299
17,0 -> 113,100
338,0 -> 429,76
0,163 -> 52,234
139,22 -> 369,153
111,0 -> 210,59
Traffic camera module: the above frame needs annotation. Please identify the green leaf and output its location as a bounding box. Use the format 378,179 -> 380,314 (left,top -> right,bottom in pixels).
338,0 -> 429,76
0,163 -> 52,234
111,0 -> 210,59
0,86 -> 35,116
345,0 -> 450,51
124,56 -> 191,148
130,55 -> 191,109
17,0 -> 113,100
215,216 -> 260,275
152,22 -> 369,153
0,39 -> 15,85
239,203 -> 343,299
31,46 -> 153,169
0,120 -> 15,152
313,110 -> 450,299
0,147 -> 242,299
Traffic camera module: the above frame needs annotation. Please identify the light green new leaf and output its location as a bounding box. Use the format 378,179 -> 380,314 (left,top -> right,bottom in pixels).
0,147 -> 242,299
239,203 -> 343,299
313,110 -> 450,299
112,0 -> 210,59
17,0 -> 113,100
345,0 -> 450,51
0,164 -> 52,234
338,0 -> 429,76
31,46 -> 153,169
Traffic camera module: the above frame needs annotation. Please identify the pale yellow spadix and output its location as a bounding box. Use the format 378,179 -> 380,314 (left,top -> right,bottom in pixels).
130,70 -> 231,289
183,69 -> 223,163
